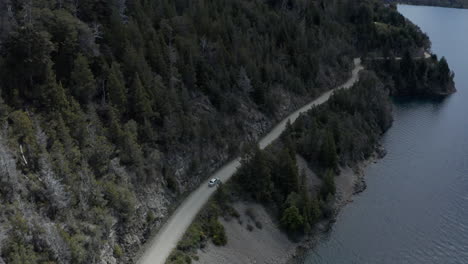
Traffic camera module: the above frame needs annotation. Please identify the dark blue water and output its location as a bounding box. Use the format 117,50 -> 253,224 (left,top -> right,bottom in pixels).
303,5 -> 468,264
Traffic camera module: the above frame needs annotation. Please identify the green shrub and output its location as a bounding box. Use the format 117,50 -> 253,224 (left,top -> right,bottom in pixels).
209,218 -> 227,246
100,181 -> 136,221
228,207 -> 240,218
177,223 -> 205,251
167,250 -> 191,264
113,244 -> 123,258
60,230 -> 87,264
146,211 -> 156,224
165,174 -> 179,193
281,206 -> 304,232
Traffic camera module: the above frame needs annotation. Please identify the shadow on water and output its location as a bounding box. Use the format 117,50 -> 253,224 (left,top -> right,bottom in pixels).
392,94 -> 449,106
392,94 -> 453,116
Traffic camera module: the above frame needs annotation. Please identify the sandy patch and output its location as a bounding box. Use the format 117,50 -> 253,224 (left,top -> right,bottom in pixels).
334,166 -> 358,207
196,202 -> 297,264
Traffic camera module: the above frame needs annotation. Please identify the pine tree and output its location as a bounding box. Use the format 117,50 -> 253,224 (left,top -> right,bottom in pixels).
107,62 -> 128,113
278,147 -> 299,195
310,198 -> 322,223
70,54 -> 96,104
41,62 -> 69,112
252,149 -> 272,202
281,206 -> 304,232
107,106 -> 124,145
120,120 -> 145,180
320,131 -> 338,169
438,57 -> 451,85
130,73 -> 152,123
240,147 -> 273,202
321,169 -> 336,197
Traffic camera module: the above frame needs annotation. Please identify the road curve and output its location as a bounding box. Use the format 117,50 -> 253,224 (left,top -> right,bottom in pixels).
137,58 -> 364,264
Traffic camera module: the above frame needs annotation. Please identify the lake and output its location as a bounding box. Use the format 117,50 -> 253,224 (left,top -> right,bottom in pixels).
302,4 -> 468,264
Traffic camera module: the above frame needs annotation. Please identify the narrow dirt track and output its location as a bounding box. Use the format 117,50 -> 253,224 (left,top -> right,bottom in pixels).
137,58 -> 364,264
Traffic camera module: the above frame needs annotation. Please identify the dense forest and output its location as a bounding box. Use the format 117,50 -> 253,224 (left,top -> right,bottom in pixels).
0,0 -> 453,263
233,72 -> 392,233
367,53 -> 456,96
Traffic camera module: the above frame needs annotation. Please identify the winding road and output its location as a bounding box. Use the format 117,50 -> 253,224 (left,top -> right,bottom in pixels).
137,58 -> 364,264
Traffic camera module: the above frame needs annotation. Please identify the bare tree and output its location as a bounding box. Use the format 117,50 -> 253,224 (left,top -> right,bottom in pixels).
0,0 -> 16,41
200,36 -> 208,53
41,221 -> 72,264
78,165 -> 91,212
238,67 -> 253,93
21,0 -> 33,26
116,0 -> 128,23
39,156 -> 70,211
36,122 -> 70,212
0,224 -> 8,262
78,22 -> 100,56
0,131 -> 21,202
90,22 -> 103,40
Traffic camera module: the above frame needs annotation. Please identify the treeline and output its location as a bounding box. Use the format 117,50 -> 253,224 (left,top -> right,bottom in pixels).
352,1 -> 430,56
368,52 -> 456,96
233,72 -> 392,234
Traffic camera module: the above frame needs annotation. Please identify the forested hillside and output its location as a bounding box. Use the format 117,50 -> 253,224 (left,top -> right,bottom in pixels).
0,0 -> 446,263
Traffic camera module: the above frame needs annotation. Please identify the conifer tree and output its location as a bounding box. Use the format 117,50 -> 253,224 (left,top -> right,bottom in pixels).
281,205 -> 304,232
278,147 -> 299,195
321,169 -> 336,197
41,62 -> 69,112
130,73 -> 152,123
70,54 -> 96,104
107,62 -> 128,113
320,131 -> 338,169
438,57 -> 451,85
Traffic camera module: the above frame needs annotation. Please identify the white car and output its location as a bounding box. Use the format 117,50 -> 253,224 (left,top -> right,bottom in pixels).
208,178 -> 221,187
